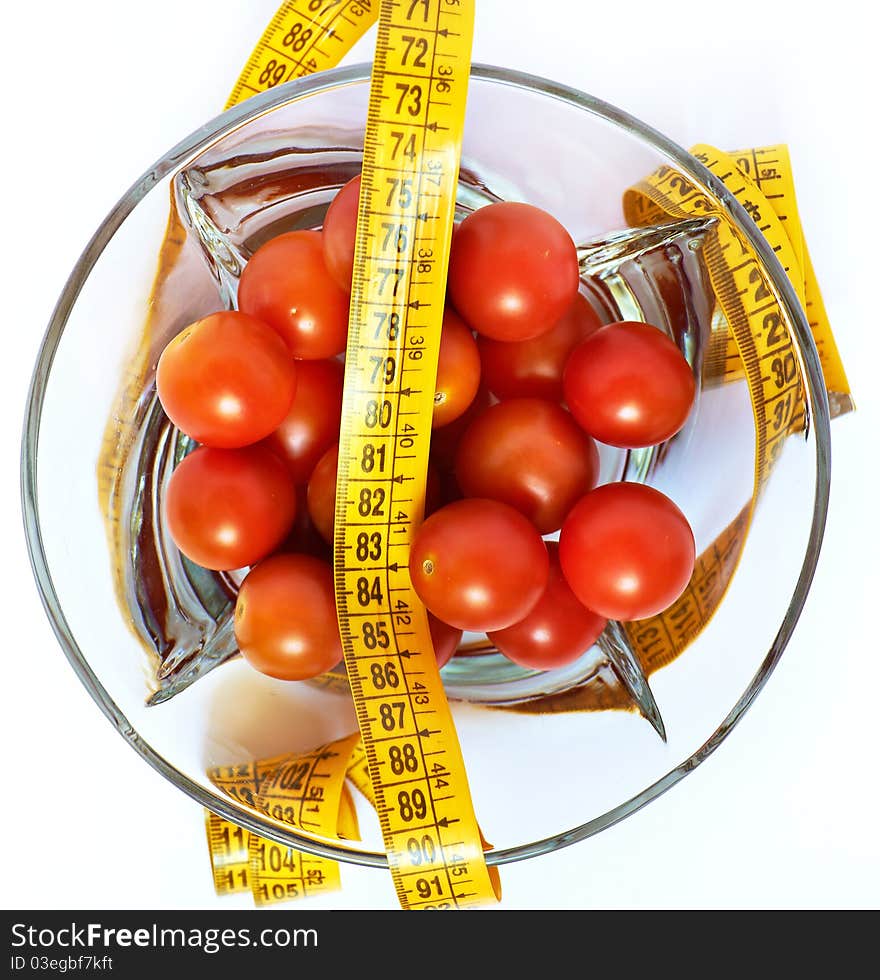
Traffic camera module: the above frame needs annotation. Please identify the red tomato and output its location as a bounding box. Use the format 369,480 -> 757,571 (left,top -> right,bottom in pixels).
428,613 -> 462,669
489,543 -> 606,670
478,293 -> 601,402
409,498 -> 549,632
563,320 -> 696,448
559,482 -> 695,621
322,173 -> 360,292
164,446 -> 297,571
448,202 -> 579,341
261,358 -> 344,483
156,311 -> 297,448
234,554 -> 342,681
306,442 -> 338,543
455,398 -> 599,534
434,309 -> 481,428
238,230 -> 349,359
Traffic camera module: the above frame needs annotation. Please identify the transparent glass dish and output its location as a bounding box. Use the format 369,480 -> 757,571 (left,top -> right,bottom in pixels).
22,65 -> 830,869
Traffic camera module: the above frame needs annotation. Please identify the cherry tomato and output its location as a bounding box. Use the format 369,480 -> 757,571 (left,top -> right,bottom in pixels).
455,398 -> 599,534
409,498 -> 549,632
234,554 -> 342,681
434,309 -> 481,428
477,293 -> 601,402
563,320 -> 696,448
306,442 -> 338,543
164,446 -> 297,571
156,311 -> 296,448
238,230 -> 349,359
448,202 -> 579,341
488,543 -> 606,670
322,173 -> 360,292
559,482 -> 695,621
261,358 -> 344,483
428,613 -> 462,669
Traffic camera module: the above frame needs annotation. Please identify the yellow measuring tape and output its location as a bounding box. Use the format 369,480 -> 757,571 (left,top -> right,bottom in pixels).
206,733 -> 362,904
332,1 -> 502,909
224,0 -> 377,108
93,0 -> 852,908
696,146 -> 852,418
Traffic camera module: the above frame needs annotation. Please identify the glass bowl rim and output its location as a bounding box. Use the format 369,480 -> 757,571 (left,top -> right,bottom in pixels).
20,61 -> 832,870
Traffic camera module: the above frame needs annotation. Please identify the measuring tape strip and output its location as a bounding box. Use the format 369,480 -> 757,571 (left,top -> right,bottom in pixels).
726,145 -> 851,413
333,0 -> 500,910
225,0 -> 377,109
206,732 -> 363,905
626,145 -> 852,418
205,731 -> 499,906
625,147 -> 809,497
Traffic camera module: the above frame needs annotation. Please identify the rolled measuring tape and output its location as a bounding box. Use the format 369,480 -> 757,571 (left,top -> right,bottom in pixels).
206,733 -> 362,905
92,0 -> 851,908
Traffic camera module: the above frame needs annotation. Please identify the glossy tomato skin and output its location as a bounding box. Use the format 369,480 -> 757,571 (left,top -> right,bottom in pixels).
322,174 -> 360,292
478,293 -> 602,402
261,358 -> 344,483
156,311 -> 297,448
455,398 -> 599,534
238,230 -> 349,359
563,320 -> 696,448
234,554 -> 343,680
489,542 -> 606,670
559,482 -> 695,621
434,309 -> 481,428
428,613 -> 462,669
448,202 -> 579,342
409,498 -> 549,632
164,445 -> 297,571
306,442 -> 338,543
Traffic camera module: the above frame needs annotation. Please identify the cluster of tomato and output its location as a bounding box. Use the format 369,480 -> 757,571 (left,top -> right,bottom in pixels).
157,176 -> 697,683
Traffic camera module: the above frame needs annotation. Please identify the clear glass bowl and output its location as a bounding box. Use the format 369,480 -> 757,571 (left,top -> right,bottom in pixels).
22,64 -> 830,870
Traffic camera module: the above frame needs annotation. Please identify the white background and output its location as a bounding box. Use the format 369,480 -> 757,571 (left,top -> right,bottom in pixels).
1,0 -> 878,910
